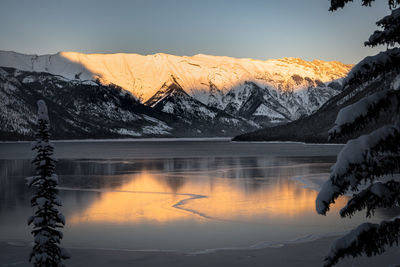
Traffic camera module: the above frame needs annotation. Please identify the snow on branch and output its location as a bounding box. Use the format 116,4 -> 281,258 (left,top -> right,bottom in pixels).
365,7 -> 400,47
28,100 -> 69,266
340,180 -> 400,218
344,48 -> 400,87
316,125 -> 400,215
329,90 -> 400,139
331,125 -> 399,182
323,217 -> 400,267
322,2 -> 400,266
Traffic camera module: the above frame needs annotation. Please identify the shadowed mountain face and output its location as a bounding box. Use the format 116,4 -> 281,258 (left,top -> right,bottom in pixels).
0,67 -> 175,140
143,75 -> 343,128
233,72 -> 400,143
145,77 -> 256,128
0,67 -> 258,140
146,81 -> 222,121
223,81 -> 342,125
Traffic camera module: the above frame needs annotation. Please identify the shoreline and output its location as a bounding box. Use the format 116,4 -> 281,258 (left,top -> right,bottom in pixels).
0,140 -> 344,160
0,137 -> 345,145
0,137 -> 233,144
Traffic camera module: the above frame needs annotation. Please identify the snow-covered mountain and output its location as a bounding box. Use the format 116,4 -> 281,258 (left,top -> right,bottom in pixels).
233,70 -> 400,143
0,67 -> 257,140
0,51 -> 352,125
144,76 -> 256,132
0,67 -> 171,139
146,76 -> 223,121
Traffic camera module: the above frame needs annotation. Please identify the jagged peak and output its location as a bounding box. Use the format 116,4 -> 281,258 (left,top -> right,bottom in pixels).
145,76 -> 188,107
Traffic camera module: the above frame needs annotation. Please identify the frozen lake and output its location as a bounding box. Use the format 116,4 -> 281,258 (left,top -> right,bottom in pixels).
0,139 -> 397,253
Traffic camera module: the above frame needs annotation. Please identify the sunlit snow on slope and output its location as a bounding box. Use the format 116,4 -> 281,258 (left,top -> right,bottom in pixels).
0,51 -> 352,103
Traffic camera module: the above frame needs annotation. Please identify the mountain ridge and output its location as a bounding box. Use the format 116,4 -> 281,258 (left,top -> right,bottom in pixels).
0,50 -> 352,102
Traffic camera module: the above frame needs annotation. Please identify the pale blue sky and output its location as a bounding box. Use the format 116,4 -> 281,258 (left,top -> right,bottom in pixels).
0,0 -> 391,64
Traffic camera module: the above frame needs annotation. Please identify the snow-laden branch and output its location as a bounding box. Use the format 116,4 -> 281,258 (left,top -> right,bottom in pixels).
28,100 -> 69,266
340,180 -> 400,218
323,217 -> 400,267
321,2 -> 400,266
365,7 -> 400,47
344,48 -> 400,87
329,90 -> 400,139
316,125 -> 400,215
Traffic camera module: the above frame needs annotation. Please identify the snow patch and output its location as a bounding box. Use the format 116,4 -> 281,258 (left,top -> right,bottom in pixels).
253,104 -> 285,118
111,128 -> 141,137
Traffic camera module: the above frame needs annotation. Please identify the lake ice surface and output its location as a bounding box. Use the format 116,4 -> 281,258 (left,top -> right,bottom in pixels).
0,140 -> 398,252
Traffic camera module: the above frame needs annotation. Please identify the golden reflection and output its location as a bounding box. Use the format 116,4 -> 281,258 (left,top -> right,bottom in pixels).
69,171 -> 347,225
69,172 -> 194,224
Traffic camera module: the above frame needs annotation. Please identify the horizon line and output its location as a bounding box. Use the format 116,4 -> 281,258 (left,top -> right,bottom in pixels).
0,49 -> 355,65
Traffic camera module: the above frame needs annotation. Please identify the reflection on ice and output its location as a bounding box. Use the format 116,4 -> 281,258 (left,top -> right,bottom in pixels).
67,158 -> 347,225
68,173 -> 198,224
0,154 -> 393,251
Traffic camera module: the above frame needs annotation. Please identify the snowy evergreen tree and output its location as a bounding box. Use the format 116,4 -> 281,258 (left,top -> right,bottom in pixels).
316,1 -> 400,266
27,100 -> 69,266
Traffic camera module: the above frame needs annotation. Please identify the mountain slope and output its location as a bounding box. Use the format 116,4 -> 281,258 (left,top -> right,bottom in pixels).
144,76 -> 258,135
0,67 -> 178,140
0,67 -> 258,140
222,81 -> 341,124
0,51 -> 352,125
233,72 -> 400,143
146,79 -> 222,121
